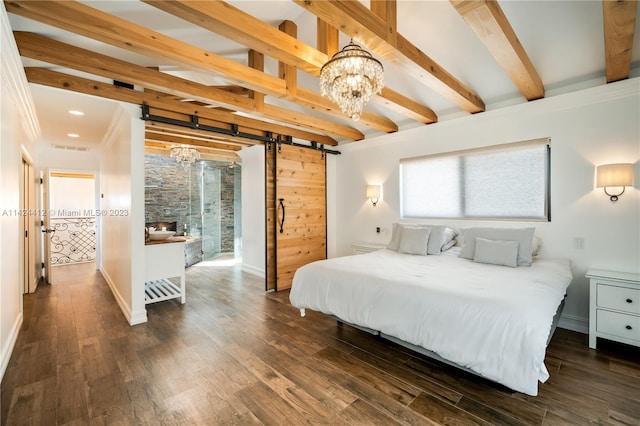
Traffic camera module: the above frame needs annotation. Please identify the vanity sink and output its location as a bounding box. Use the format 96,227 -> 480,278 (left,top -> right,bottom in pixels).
148,230 -> 175,241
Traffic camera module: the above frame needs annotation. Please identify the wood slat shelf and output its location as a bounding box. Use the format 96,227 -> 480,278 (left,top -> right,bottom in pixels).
144,278 -> 182,304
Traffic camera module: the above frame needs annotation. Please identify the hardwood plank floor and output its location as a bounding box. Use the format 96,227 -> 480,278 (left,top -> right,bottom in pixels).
2,260 -> 639,425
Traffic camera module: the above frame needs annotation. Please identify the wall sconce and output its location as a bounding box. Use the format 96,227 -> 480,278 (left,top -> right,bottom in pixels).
596,163 -> 634,201
366,185 -> 381,206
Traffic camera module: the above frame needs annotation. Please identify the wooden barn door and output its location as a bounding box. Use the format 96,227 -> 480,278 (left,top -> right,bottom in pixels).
266,143 -> 326,291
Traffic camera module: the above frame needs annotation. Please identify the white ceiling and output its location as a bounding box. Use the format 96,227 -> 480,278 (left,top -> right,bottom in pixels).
7,0 -> 640,150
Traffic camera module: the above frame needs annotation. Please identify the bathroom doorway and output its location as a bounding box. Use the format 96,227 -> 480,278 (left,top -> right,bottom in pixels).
145,154 -> 241,265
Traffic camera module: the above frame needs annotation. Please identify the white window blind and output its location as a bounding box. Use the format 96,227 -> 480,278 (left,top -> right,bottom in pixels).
400,139 -> 550,220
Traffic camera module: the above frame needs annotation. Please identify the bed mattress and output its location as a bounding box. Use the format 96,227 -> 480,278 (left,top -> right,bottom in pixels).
289,248 -> 572,396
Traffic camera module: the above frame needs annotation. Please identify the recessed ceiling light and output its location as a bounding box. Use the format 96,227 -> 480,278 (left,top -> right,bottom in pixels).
68,110 -> 84,116
67,133 -> 80,138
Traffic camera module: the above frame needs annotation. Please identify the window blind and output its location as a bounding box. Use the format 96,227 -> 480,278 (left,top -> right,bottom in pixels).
400,139 -> 550,220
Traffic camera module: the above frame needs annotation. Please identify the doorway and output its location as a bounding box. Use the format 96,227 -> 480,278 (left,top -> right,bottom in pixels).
43,171 -> 97,284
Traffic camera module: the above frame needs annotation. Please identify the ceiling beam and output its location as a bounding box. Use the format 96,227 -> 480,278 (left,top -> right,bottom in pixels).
142,0 -> 400,132
14,32 -> 357,141
371,88 -> 438,124
5,0 -> 285,96
23,67 -> 339,146
317,19 -> 339,57
293,0 -> 485,114
144,130 -> 244,151
451,0 -> 544,101
5,0 -> 382,136
603,0 -> 638,83
144,143 -> 240,162
370,0 -> 397,47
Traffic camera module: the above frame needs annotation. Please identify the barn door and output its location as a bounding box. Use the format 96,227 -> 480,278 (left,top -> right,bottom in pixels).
266,143 -> 326,291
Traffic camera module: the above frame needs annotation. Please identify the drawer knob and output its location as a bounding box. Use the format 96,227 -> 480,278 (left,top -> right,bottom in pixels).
626,325 -> 633,330
627,298 -> 633,303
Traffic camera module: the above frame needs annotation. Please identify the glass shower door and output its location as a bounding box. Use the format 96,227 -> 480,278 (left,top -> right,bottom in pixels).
199,162 -> 221,259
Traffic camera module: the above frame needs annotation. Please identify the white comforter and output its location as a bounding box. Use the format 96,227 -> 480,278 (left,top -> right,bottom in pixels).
289,248 -> 572,396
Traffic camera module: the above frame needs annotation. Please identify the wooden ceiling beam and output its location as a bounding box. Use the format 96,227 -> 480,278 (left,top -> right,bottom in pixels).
143,0 -> 400,132
370,0 -> 397,47
248,50 -> 265,112
14,32 -> 255,108
317,19 -> 339,57
5,0 -> 383,135
451,0 -> 544,100
603,0 -> 638,83
279,20 -> 298,99
5,0 -> 285,96
142,0 -> 328,73
293,0 -> 485,114
144,132 -> 244,152
144,128 -> 247,150
144,143 -> 240,162
23,67 -> 339,146
371,88 -> 438,124
15,32 -> 355,141
145,121 -> 266,147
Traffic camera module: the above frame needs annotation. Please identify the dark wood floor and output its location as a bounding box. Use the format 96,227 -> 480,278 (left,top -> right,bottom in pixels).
2,260 -> 639,425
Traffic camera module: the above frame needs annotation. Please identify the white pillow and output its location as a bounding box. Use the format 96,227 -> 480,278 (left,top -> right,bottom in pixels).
473,238 -> 519,268
459,227 -> 535,266
442,227 -> 457,247
399,227 -> 431,255
386,223 -> 402,251
532,235 -> 542,256
425,225 -> 447,255
441,238 -> 457,252
387,223 -> 457,255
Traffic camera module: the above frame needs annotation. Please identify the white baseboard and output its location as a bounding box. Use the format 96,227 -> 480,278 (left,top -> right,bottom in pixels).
100,268 -> 146,326
1,312 -> 23,381
129,310 -> 147,325
558,313 -> 588,334
242,263 -> 265,278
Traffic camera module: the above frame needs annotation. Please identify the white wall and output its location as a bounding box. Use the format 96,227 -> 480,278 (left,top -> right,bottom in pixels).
37,144 -> 100,172
239,145 -> 266,277
334,78 -> 640,333
0,2 -> 40,379
99,104 -> 146,325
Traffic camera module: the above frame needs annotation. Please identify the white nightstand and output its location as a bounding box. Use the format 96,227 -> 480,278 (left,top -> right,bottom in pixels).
586,269 -> 640,349
352,243 -> 387,255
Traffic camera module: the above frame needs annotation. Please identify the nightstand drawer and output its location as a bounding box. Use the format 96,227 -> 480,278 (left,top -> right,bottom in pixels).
596,284 -> 640,314
596,310 -> 640,343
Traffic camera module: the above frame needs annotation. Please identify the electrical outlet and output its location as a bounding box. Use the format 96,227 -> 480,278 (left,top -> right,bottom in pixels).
573,237 -> 584,250
376,227 -> 381,233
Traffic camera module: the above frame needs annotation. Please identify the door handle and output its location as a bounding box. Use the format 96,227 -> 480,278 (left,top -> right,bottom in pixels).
278,198 -> 285,234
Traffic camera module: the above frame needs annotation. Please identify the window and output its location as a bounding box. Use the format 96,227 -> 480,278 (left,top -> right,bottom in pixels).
400,139 -> 550,220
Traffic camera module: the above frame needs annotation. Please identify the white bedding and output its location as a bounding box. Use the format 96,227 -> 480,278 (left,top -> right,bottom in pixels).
289,247 -> 572,396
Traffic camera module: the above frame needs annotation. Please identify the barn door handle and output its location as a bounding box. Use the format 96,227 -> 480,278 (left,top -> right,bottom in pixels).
278,198 -> 285,233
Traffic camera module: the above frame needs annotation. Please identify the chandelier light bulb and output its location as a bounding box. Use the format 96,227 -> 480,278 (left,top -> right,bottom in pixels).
320,40 -> 384,121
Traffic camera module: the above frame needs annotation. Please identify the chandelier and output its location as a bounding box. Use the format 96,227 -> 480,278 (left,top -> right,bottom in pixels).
170,146 -> 200,167
319,40 -> 384,121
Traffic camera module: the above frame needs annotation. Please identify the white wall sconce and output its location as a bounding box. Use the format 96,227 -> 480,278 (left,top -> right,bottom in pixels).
366,185 -> 381,206
596,163 -> 634,202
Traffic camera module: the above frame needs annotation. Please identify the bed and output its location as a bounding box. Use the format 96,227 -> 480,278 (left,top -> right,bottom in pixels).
289,226 -> 573,396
